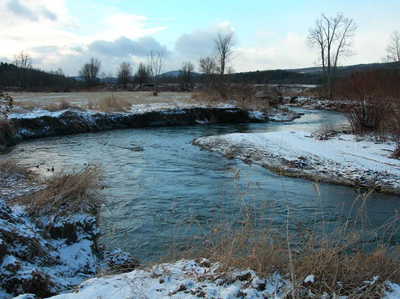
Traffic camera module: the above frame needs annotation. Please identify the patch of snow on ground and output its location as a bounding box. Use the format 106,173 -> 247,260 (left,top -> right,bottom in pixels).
194,131 -> 400,193
47,259 -> 288,299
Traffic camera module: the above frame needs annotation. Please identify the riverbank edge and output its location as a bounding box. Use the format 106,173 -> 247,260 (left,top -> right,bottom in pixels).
0,165 -> 139,298
1,107 -> 266,149
192,132 -> 400,195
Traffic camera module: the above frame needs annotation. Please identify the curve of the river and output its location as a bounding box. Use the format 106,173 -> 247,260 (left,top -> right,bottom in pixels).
3,108 -> 400,261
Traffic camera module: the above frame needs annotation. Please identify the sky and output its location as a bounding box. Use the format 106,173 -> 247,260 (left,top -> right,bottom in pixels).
0,0 -> 399,76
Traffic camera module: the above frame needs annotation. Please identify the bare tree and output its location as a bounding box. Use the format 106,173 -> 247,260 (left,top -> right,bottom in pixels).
79,58 -> 101,87
179,61 -> 195,91
13,51 -> 32,88
147,51 -> 166,95
134,62 -> 149,87
386,30 -> 400,76
199,56 -> 217,77
14,51 -> 32,69
307,12 -> 357,99
117,62 -> 132,89
214,31 -> 235,76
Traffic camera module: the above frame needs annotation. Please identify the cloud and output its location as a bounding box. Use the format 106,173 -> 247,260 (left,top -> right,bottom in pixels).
7,0 -> 58,21
88,36 -> 168,57
7,0 -> 38,21
234,32 -> 315,71
40,6 -> 57,21
175,30 -> 214,59
175,21 -> 235,60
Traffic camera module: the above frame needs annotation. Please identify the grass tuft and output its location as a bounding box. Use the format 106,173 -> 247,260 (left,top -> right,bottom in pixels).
98,95 -> 131,112
14,164 -> 105,219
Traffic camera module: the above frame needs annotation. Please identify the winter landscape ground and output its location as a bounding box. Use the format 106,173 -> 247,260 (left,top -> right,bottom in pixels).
2,1 -> 400,298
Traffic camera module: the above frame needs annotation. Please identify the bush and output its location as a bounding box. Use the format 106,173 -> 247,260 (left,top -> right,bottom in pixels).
339,71 -> 396,135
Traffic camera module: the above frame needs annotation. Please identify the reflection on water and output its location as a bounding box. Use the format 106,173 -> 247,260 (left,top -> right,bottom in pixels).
3,108 -> 400,261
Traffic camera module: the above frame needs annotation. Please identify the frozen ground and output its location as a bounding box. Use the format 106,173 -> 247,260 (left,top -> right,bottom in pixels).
13,259 -> 400,299
193,130 -> 400,194
9,92 -> 195,110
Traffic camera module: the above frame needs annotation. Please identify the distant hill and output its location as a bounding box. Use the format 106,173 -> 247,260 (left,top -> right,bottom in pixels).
159,70 -> 201,78
287,62 -> 398,75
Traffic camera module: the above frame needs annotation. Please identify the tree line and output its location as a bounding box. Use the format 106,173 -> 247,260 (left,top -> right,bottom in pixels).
2,12 -> 399,96
0,52 -> 75,91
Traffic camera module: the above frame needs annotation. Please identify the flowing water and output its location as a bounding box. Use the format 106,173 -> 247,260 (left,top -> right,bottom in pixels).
4,108 -> 400,261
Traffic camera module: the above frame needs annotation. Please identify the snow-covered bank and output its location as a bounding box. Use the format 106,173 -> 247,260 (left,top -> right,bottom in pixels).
14,259 -> 400,299
0,196 -> 99,298
282,96 -> 354,111
42,260 -> 286,299
1,105 -> 301,149
0,164 -> 137,298
193,131 -> 400,194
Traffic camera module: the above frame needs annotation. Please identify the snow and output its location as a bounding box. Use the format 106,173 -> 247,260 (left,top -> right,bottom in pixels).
7,102 -> 239,120
304,275 -> 315,283
194,130 -> 400,193
47,259 -> 289,299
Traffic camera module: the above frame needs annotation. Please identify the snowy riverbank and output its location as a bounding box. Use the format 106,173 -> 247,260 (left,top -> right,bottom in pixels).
1,104 -> 301,149
193,130 -> 400,194
13,259 -> 400,299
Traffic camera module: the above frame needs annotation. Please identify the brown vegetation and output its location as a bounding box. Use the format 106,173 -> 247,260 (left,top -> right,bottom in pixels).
98,95 -> 132,112
0,159 -> 35,179
336,70 -> 400,156
14,164 -> 105,219
163,171 -> 400,298
45,98 -> 72,112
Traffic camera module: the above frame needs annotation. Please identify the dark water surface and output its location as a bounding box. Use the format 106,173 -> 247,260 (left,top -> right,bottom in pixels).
4,109 -> 400,260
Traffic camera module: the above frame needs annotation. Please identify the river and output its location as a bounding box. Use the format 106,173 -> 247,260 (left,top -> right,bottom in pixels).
3,108 -> 400,261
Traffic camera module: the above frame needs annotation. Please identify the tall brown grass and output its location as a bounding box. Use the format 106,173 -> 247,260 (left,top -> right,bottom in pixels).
0,159 -> 35,179
162,169 -> 400,298
45,99 -> 72,112
98,95 -> 131,112
14,164 -> 105,219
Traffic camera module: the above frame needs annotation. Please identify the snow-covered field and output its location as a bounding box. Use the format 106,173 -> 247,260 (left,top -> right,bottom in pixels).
194,131 -> 400,194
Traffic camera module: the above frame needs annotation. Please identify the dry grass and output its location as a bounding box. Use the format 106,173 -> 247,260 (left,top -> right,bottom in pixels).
14,164 -> 105,219
162,169 -> 400,298
44,99 -> 72,112
98,95 -> 132,112
0,159 -> 36,179
0,119 -> 15,147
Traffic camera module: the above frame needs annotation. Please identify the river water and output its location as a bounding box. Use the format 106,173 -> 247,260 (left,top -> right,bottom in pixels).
4,108 -> 400,261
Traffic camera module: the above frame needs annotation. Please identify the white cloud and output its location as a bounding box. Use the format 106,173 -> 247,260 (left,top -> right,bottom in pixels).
0,0 -> 170,74
234,32 -> 315,71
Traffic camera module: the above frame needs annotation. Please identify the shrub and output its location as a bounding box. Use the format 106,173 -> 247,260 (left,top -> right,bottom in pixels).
14,164 -> 105,219
337,70 -> 399,137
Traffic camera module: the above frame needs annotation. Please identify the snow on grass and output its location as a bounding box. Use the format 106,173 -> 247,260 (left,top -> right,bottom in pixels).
47,259 -> 287,299
194,130 -> 400,193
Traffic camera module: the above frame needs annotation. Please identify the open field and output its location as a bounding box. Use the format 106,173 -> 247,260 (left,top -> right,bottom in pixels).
9,91 -> 197,111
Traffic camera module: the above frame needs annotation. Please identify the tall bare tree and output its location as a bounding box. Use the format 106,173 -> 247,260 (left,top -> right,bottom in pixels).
198,31 -> 235,100
179,61 -> 195,91
386,30 -> 400,76
147,51 -> 166,95
117,62 -> 132,89
308,12 -> 357,99
214,31 -> 235,76
134,62 -> 149,87
79,58 -> 101,87
14,51 -> 32,88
